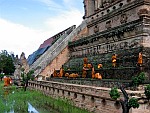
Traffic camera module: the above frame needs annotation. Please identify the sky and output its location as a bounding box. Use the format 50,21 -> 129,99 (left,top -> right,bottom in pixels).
0,0 -> 84,58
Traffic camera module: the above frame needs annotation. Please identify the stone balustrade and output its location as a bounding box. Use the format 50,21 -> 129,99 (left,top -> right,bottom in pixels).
28,80 -> 150,113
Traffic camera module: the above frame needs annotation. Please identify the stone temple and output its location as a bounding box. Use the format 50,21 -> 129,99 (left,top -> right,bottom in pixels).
24,0 -> 150,80
65,0 -> 150,80
13,1 -> 150,113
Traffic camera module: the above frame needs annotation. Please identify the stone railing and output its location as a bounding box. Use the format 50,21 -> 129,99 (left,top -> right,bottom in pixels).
28,80 -> 149,113
29,21 -> 87,76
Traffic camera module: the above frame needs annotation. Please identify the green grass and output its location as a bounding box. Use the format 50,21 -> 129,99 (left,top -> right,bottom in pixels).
0,81 -> 90,113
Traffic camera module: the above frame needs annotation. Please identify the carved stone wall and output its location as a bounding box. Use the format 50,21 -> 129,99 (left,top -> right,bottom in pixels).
28,81 -> 150,113
65,0 -> 150,79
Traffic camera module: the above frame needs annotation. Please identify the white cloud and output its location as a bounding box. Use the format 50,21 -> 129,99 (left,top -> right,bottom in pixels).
45,9 -> 83,36
36,0 -> 64,11
0,18 -> 49,57
0,0 -> 84,58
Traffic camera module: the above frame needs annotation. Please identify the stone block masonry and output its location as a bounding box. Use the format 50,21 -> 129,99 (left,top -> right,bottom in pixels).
28,81 -> 150,113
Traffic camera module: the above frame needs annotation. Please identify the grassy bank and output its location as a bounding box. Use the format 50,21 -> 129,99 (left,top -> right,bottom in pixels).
0,81 -> 90,113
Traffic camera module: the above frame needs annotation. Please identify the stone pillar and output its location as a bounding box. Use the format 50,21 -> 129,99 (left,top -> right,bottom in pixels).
86,0 -> 95,16
95,0 -> 98,10
98,0 -> 102,8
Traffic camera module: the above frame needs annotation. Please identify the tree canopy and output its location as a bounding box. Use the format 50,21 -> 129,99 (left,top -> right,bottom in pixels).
0,50 -> 15,75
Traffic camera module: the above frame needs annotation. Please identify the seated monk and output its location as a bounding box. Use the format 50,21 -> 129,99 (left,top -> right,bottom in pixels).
69,73 -> 79,78
95,73 -> 102,80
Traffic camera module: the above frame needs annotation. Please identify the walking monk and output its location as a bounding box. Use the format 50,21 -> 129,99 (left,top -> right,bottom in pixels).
3,76 -> 10,87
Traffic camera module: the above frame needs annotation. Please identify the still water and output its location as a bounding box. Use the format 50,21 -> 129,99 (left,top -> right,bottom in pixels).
0,89 -> 59,113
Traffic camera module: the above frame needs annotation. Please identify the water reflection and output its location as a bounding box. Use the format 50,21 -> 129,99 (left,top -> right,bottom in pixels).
1,88 -> 59,113
6,102 -> 39,113
28,102 -> 39,113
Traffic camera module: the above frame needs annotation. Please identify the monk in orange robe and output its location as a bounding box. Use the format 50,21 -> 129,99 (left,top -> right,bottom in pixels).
95,73 -> 102,80
53,69 -> 57,77
3,76 -> 9,87
92,66 -> 95,79
98,64 -> 103,69
59,67 -> 64,78
112,54 -> 117,67
138,52 -> 143,66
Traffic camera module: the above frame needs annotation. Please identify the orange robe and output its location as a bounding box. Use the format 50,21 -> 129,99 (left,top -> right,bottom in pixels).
92,67 -> 95,79
4,77 -> 9,86
95,73 -> 102,80
138,52 -> 142,65
59,68 -> 64,77
112,54 -> 117,67
53,69 -> 57,77
98,64 -> 103,69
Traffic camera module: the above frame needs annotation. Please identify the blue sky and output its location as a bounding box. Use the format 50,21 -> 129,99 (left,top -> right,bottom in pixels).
0,0 -> 84,57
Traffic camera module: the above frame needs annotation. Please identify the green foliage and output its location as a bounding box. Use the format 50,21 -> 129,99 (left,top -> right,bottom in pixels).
0,50 -> 15,74
128,98 -> 139,108
132,72 -> 145,86
0,74 -> 4,78
21,69 -> 34,82
26,70 -> 34,80
138,72 -> 146,83
144,84 -> 150,100
132,76 -> 139,86
109,87 -> 120,100
0,81 -> 90,113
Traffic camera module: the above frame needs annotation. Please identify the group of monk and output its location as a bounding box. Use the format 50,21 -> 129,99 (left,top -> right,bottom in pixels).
112,52 -> 143,67
53,68 -> 64,77
82,57 -> 102,79
3,76 -> 12,87
52,52 -> 142,79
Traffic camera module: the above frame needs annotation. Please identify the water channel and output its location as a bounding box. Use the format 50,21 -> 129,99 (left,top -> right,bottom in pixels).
0,86 -> 59,113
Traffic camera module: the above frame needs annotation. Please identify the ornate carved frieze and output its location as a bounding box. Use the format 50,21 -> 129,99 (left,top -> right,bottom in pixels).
69,19 -> 142,49
87,0 -> 145,28
70,37 -> 142,58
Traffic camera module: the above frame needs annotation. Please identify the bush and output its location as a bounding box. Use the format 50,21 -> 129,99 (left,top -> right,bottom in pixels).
132,72 -> 145,86
109,87 -> 120,100
128,98 -> 139,108
145,84 -> 150,100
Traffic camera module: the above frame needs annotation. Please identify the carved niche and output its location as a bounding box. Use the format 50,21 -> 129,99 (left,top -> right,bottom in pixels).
120,13 -> 128,24
105,20 -> 111,29
94,25 -> 99,33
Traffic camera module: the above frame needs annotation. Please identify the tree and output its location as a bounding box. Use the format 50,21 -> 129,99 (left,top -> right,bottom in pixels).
0,50 -> 15,74
21,68 -> 34,91
109,72 -> 150,113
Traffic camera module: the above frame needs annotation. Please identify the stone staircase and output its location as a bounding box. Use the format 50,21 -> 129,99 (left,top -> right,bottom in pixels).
29,21 -> 87,76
